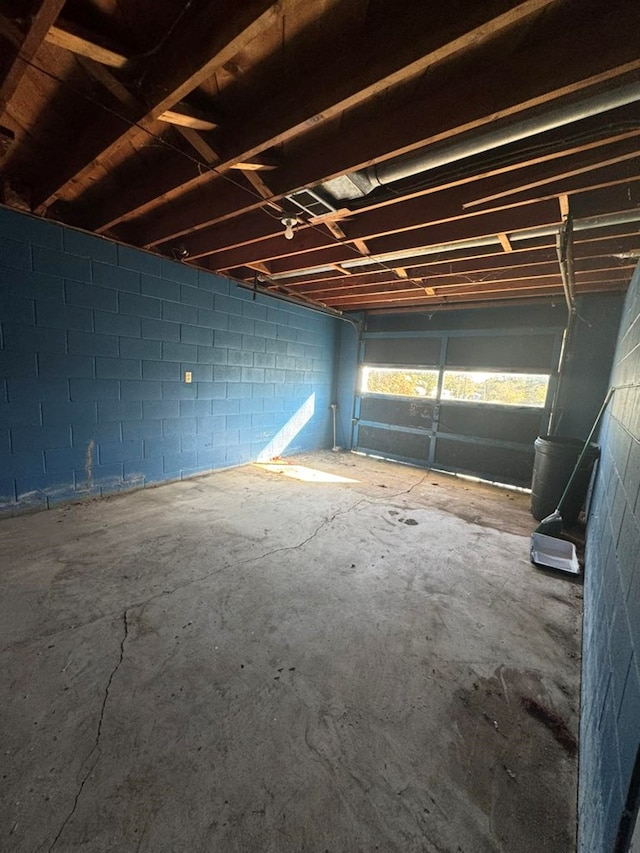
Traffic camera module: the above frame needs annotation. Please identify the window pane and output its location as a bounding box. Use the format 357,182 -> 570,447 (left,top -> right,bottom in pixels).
442,371 -> 549,407
362,367 -> 438,398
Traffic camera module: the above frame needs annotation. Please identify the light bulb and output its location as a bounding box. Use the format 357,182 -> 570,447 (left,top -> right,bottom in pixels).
281,217 -> 296,240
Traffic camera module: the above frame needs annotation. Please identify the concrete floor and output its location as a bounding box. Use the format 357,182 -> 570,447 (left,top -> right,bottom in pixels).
0,451 -> 582,853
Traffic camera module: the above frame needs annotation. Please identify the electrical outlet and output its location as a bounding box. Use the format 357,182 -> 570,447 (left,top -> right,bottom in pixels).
184,371 -> 192,383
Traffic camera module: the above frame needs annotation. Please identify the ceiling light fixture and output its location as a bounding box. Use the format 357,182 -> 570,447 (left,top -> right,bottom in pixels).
281,217 -> 297,240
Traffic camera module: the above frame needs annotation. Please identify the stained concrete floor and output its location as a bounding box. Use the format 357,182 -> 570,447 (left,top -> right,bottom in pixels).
0,451 -> 582,853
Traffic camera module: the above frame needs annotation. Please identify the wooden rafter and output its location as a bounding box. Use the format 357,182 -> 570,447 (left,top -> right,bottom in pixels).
31,0 -> 283,212
0,0 -> 66,118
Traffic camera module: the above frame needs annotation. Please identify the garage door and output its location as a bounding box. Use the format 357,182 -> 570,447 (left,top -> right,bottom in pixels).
353,327 -> 563,487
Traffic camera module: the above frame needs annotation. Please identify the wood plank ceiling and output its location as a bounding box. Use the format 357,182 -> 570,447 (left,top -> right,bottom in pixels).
1,0 -> 639,313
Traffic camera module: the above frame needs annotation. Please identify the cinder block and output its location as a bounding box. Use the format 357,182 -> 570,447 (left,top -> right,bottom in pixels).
119,292 -> 162,319
0,351 -> 38,378
117,244 -> 162,276
180,399 -> 212,417
241,367 -> 265,383
7,377 -> 68,402
141,318 -> 180,341
44,445 -> 90,473
72,421 -> 121,445
12,424 -> 70,453
39,354 -> 94,379
63,228 -> 117,263
95,310 -> 140,338
0,400 -> 42,427
242,335 -> 266,353
67,330 -> 117,357
3,323 -> 66,354
163,417 -> 196,436
0,294 -> 35,324
163,451 -> 197,472
0,476 -> 16,504
142,360 -> 181,381
65,281 -> 117,312
267,306 -> 289,325
211,398 -> 239,415
266,339 -> 288,355
163,301 -> 198,325
254,321 -> 277,339
253,352 -> 276,368
227,350 -> 253,367
141,274 -> 180,302
264,368 -> 286,383
96,357 -> 142,380
92,462 -> 124,485
0,236 -> 31,271
181,324 -> 213,346
97,400 -> 142,422
214,294 -> 243,316
142,400 -> 179,420
228,316 -> 254,335
225,445 -> 252,465
1,448 -> 45,477
91,262 -> 139,294
33,246 -> 90,281
198,270 -> 228,294
1,208 -> 62,249
42,400 -> 96,427
213,330 -> 241,350
179,363 -> 212,382
197,381 -> 228,400
197,309 -> 228,331
616,656 -> 640,790
226,383 -> 252,399
70,378 -> 120,401
226,413 -> 252,431
196,448 -> 227,468
117,338 -> 160,363
161,381 -> 196,400
122,420 -> 162,441
162,341 -> 197,362
124,458 -> 165,482
181,285 -> 212,309
240,396 -> 263,414
99,440 -> 143,465
196,416 -> 226,433
242,301 -> 267,321
120,380 -> 161,400
276,327 -> 297,342
160,258 -> 199,286
213,365 -> 242,382
144,435 -> 180,458
0,267 -> 64,302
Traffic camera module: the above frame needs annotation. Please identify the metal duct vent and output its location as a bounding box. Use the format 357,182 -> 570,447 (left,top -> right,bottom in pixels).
285,188 -> 337,218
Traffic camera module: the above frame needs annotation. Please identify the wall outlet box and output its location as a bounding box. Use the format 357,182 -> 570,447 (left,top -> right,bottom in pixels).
184,371 -> 192,383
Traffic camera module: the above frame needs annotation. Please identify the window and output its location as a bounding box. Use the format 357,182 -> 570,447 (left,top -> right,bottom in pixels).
361,367 -> 438,398
441,371 -> 549,407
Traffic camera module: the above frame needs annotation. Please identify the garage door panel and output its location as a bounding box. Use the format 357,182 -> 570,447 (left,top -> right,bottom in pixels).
364,337 -> 441,366
438,404 -> 542,444
434,438 -> 534,486
360,396 -> 435,430
357,425 -> 429,462
445,334 -> 557,369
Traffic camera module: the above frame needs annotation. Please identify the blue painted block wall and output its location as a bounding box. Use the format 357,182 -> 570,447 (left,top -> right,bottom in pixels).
0,206 -> 337,514
579,260 -> 640,852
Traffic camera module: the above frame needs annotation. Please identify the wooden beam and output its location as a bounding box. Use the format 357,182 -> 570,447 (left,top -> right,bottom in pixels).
353,239 -> 371,256
325,221 -> 347,240
498,233 -> 513,252
44,20 -> 129,69
0,0 -> 66,118
31,0 -> 282,212
239,169 -> 275,201
559,194 -> 570,219
158,103 -> 218,131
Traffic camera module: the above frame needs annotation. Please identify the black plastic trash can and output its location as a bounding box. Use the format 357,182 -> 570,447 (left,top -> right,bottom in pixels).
531,435 -> 600,524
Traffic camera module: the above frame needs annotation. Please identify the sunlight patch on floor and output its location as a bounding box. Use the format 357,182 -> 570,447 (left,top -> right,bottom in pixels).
255,463 -> 358,484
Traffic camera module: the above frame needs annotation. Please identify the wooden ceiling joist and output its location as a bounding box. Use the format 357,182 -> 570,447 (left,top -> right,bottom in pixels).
0,0 -> 66,118
30,0 -> 283,213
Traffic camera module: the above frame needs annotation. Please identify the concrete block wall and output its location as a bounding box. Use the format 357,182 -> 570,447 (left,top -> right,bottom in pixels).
0,206 -> 337,514
580,260 -> 640,852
